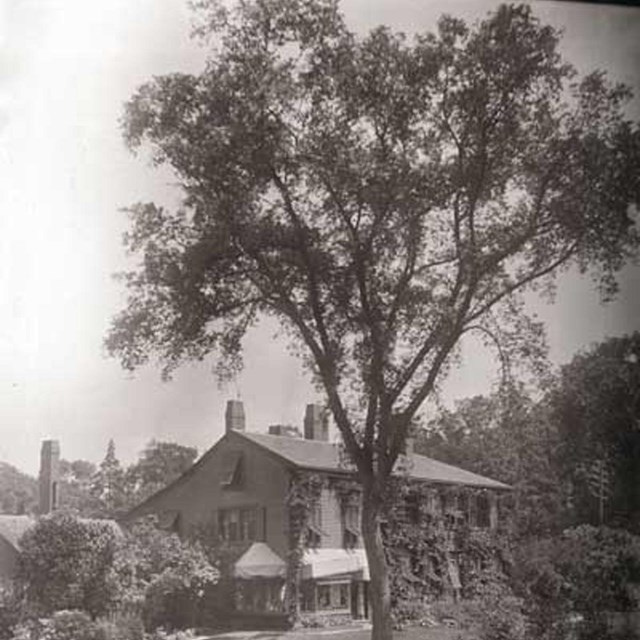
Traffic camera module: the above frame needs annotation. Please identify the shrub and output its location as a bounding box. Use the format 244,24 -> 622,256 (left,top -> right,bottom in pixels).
459,570 -> 528,640
94,614 -> 145,640
515,525 -> 640,639
145,629 -> 194,640
115,517 -> 219,631
17,513 -> 120,618
0,586 -> 23,640
29,610 -> 103,640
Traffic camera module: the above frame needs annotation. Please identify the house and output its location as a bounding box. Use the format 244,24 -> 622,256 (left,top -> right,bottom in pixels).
123,400 -> 510,624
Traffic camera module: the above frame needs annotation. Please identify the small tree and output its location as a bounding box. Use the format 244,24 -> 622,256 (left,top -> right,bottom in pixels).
107,2 -> 640,637
17,513 -> 120,618
91,440 -> 128,518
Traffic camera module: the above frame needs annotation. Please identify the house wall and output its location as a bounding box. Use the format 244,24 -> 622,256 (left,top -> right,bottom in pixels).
318,484 -> 363,549
126,433 -> 292,558
0,537 -> 18,585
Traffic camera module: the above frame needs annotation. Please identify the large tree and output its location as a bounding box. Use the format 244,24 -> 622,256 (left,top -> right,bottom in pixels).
106,1 -> 640,636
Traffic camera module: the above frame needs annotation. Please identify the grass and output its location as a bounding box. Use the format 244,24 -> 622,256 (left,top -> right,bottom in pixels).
202,624 -> 472,640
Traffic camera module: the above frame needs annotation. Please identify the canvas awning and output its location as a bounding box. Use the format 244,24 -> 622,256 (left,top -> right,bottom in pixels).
302,548 -> 369,581
234,542 -> 287,579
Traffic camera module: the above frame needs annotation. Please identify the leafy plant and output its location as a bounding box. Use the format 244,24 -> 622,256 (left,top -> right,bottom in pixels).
515,525 -> 640,639
17,513 -> 120,618
115,517 -> 219,630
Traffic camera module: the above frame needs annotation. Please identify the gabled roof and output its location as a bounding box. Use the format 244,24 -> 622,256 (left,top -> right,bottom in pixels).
237,431 -> 510,490
0,515 -> 34,550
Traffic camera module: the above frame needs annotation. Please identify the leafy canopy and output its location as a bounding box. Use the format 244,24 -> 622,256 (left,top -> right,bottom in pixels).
107,0 -> 640,482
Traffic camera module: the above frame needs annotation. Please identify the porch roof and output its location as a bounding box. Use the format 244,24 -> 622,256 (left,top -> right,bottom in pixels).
301,548 -> 369,581
234,542 -> 287,579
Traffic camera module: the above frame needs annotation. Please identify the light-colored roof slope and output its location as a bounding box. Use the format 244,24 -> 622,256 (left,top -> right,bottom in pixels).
0,515 -> 34,550
238,431 -> 510,490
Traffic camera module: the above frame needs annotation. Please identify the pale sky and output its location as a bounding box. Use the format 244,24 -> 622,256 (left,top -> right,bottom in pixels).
0,0 -> 638,476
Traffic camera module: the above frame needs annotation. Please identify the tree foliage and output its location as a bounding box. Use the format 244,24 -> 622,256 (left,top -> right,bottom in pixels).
421,384 -> 566,538
90,440 -> 128,518
125,441 -> 197,505
0,463 -> 37,516
549,332 -> 640,531
106,2 -> 640,636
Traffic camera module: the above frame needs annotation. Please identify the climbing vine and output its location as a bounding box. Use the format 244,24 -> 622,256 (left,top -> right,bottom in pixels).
284,472 -> 324,625
379,477 -> 512,626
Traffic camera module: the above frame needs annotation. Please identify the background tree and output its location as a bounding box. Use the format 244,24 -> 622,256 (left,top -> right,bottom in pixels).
106,1 -> 640,636
58,459 -> 104,517
125,440 -> 198,505
0,462 -> 37,515
548,332 -> 640,531
421,384 -> 566,538
90,440 -> 127,518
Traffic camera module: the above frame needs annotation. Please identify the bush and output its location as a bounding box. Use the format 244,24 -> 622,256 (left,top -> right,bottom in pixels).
0,587 -> 23,640
461,574 -> 528,640
17,513 -> 120,618
115,517 -> 219,631
145,629 -> 194,640
94,614 -> 145,640
515,525 -> 640,639
16,610 -> 105,640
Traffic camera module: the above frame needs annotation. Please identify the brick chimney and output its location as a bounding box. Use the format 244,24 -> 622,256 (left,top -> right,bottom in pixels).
39,440 -> 60,514
225,400 -> 245,433
304,404 -> 329,441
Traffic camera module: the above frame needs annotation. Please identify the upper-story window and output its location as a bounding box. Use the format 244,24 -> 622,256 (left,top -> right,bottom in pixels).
306,501 -> 323,548
341,494 -> 360,548
218,506 -> 260,542
221,452 -> 244,489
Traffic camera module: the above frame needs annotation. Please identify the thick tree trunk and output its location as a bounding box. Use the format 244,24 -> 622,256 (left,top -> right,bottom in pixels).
362,484 -> 394,640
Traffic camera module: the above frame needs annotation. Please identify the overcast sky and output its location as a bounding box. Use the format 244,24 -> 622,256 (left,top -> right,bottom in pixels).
0,0 -> 639,476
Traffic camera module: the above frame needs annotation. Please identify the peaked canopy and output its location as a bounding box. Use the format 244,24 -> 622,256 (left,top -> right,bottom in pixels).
234,542 -> 287,579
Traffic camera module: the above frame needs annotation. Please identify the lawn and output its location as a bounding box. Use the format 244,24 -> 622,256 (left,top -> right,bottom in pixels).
202,625 -> 470,640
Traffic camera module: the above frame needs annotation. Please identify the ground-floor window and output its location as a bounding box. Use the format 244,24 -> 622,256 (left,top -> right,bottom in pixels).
235,578 -> 284,613
301,580 -> 351,613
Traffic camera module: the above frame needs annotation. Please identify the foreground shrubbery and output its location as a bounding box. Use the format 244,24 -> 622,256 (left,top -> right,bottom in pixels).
3,513 -> 219,640
516,525 -> 640,639
9,610 -> 195,640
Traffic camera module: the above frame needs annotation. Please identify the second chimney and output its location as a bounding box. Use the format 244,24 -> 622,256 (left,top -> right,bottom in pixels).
304,404 -> 329,441
39,439 -> 60,515
225,400 -> 245,433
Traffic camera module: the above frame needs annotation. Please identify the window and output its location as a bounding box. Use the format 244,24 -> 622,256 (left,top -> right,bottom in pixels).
476,493 -> 491,528
316,581 -> 351,611
343,502 -> 360,548
220,452 -> 244,489
218,506 -> 260,542
306,501 -> 323,548
236,579 -> 284,613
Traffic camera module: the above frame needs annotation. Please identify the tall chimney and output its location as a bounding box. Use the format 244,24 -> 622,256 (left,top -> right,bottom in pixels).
39,440 -> 60,514
225,400 -> 245,433
304,404 -> 329,441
